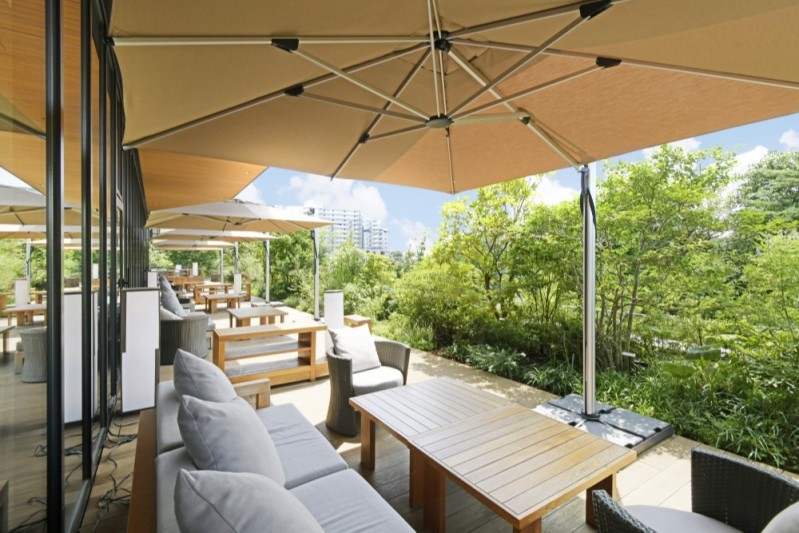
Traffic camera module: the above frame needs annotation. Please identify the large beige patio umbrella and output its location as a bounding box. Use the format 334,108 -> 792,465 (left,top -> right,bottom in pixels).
110,0 -> 799,194
0,185 -> 89,226
151,228 -> 275,243
109,0 -> 799,417
152,239 -> 236,251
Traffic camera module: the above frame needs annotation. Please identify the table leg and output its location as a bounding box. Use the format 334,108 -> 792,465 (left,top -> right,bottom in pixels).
423,459 -> 446,533
2,330 -> 7,354
210,300 -> 218,314
586,473 -> 616,528
229,314 -> 233,328
409,449 -> 424,508
260,316 -> 267,326
360,415 -> 375,471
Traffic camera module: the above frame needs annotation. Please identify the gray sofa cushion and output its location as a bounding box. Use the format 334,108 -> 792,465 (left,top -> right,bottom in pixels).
175,469 -> 324,533
291,469 -> 413,532
352,366 -> 404,396
178,396 -> 285,486
173,348 -> 235,402
159,275 -> 186,316
627,505 -> 740,533
330,325 -> 381,373
156,382 -> 183,455
257,403 -> 347,489
156,447 -> 197,533
159,307 -> 182,321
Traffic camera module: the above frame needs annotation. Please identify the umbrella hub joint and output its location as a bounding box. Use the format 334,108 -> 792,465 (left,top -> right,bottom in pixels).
432,31 -> 452,52
426,114 -> 453,129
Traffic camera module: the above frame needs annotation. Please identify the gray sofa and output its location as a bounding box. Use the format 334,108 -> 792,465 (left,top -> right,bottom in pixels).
155,380 -> 412,532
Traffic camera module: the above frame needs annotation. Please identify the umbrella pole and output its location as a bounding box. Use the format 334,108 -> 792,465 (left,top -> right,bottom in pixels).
25,239 -> 32,282
263,240 -> 270,302
312,229 -> 320,320
219,249 -> 224,280
581,163 -> 598,419
234,242 -> 239,274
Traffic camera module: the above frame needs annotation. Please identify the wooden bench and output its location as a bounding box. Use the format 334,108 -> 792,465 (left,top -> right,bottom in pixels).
0,325 -> 11,354
213,322 -> 328,386
344,314 -> 373,333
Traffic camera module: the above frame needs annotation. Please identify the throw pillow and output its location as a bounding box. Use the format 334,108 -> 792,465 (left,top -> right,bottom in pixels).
159,275 -> 186,316
174,469 -> 323,533
173,349 -> 236,403
764,500 -> 799,533
159,307 -> 182,321
329,324 -> 381,373
178,395 -> 285,486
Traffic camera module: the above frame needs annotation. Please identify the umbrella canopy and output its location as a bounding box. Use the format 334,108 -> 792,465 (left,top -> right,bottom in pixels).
152,228 -> 275,242
146,199 -> 332,233
110,0 -> 799,193
0,224 -> 100,240
152,239 -> 236,251
0,185 -> 91,226
31,238 -> 101,250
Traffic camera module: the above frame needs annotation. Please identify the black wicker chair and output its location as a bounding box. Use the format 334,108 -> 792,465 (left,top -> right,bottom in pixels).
159,312 -> 209,365
325,339 -> 410,436
593,448 -> 799,533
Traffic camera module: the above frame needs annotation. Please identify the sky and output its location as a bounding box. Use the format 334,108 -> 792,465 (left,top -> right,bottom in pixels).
236,113 -> 799,252
2,113 -> 797,252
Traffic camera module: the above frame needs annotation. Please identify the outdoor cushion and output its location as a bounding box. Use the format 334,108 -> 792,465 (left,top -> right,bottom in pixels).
627,505 -> 741,533
159,275 -> 186,316
174,469 -> 324,533
173,348 -> 235,403
329,324 -> 381,373
256,403 -> 347,489
156,381 -> 183,455
290,469 -> 414,532
155,447 -> 197,533
352,366 -> 404,396
764,501 -> 799,533
159,307 -> 182,321
178,396 -> 285,486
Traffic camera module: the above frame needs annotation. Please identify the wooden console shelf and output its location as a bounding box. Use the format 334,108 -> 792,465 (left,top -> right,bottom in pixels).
212,322 -> 328,386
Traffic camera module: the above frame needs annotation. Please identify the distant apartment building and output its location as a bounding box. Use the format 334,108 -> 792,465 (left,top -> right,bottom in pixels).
279,205 -> 390,255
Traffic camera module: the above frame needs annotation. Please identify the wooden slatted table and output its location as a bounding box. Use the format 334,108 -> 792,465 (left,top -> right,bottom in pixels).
227,305 -> 288,328
202,292 -> 244,313
2,303 -> 46,326
350,377 -> 512,507
350,378 -> 636,533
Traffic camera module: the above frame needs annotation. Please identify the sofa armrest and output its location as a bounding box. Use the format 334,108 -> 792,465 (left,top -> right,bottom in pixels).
375,340 -> 411,384
692,448 -> 799,532
233,378 -> 271,409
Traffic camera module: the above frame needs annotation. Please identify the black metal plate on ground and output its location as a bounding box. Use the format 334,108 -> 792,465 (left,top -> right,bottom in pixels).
550,393 -> 613,414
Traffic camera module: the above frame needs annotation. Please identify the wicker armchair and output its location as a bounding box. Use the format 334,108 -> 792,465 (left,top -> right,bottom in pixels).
160,312 -> 209,365
593,448 -> 799,533
20,326 -> 47,383
326,339 -> 410,436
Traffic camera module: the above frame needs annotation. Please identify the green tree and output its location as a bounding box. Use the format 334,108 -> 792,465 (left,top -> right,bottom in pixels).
596,146 -> 734,367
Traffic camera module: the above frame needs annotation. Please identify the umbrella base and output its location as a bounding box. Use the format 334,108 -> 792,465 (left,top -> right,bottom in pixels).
534,394 -> 674,454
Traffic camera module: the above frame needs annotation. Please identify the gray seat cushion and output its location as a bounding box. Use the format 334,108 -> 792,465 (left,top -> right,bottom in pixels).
159,275 -> 186,316
291,469 -> 413,532
330,325 -> 381,373
627,505 -> 741,533
174,470 -> 324,533
352,366 -> 404,396
173,348 -> 235,402
764,501 -> 799,533
178,396 -> 285,486
257,403 -> 347,489
156,447 -> 197,533
156,381 -> 183,455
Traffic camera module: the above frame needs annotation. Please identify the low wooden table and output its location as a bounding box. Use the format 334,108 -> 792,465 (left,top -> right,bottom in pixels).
0,325 -> 11,354
203,292 -> 244,313
344,314 -> 372,332
227,305 -> 288,328
350,378 -> 636,533
2,303 -> 46,326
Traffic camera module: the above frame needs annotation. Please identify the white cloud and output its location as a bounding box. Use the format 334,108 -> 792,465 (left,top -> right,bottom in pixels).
393,218 -> 432,253
287,173 -> 388,223
530,175 -> 578,205
234,183 -> 265,204
0,167 -> 31,188
732,145 -> 769,176
779,129 -> 799,150
642,137 -> 701,158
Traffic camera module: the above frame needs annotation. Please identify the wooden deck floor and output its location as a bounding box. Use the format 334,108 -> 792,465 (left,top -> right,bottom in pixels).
3,302 -> 795,532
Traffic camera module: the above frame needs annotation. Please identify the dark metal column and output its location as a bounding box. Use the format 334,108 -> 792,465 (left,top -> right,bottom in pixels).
80,0 -> 93,480
45,0 -> 65,528
109,82 -> 118,396
97,9 -> 109,429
